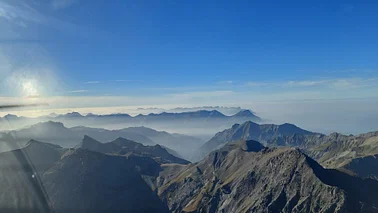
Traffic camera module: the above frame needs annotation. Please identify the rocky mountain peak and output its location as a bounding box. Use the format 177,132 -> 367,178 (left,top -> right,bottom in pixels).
239,140 -> 265,152
3,114 -> 19,120
158,142 -> 378,213
222,140 -> 265,152
232,109 -> 255,117
76,135 -> 102,149
25,139 -> 62,150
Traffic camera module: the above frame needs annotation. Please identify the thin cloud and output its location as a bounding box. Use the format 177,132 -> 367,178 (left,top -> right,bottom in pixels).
112,79 -> 144,83
330,78 -> 378,90
51,0 -> 78,10
168,90 -> 234,98
246,80 -> 329,87
245,77 -> 378,89
0,1 -> 47,25
245,82 -> 270,87
0,0 -> 107,40
285,80 -> 331,87
0,4 -> 15,21
326,69 -> 376,74
67,90 -> 88,93
87,80 -> 144,84
217,80 -> 233,85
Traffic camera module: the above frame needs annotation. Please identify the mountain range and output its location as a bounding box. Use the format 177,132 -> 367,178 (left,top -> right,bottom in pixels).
0,121 -> 205,160
157,140 -> 378,212
0,116 -> 378,212
191,121 -> 318,161
0,135 -> 190,212
76,135 -> 190,164
0,109 -> 261,124
194,121 -> 378,182
0,109 -> 262,139
53,109 -> 261,120
0,121 -> 154,150
2,136 -> 378,212
43,148 -> 171,213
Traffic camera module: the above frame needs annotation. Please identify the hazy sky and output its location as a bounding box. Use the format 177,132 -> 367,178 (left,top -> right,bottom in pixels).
0,0 -> 377,133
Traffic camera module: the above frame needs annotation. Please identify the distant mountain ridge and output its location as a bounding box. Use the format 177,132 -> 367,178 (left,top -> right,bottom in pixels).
192,121 -> 319,161
76,135 -> 190,164
0,109 -> 262,141
0,121 -> 154,149
196,121 -> 378,181
232,109 -> 257,117
0,121 -> 204,159
0,109 -> 261,121
120,126 -> 204,159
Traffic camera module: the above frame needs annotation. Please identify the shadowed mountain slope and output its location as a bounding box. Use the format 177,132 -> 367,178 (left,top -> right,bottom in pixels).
337,154 -> 378,180
42,149 -> 170,213
75,135 -> 190,164
157,140 -> 378,213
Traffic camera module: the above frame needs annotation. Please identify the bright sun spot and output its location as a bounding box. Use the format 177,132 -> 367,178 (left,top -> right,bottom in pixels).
22,80 -> 39,97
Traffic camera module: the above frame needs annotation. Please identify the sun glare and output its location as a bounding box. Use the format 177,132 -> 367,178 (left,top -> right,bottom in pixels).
22,80 -> 39,97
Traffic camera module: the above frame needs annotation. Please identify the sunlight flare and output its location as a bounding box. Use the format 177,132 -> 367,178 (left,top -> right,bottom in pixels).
22,80 -> 39,97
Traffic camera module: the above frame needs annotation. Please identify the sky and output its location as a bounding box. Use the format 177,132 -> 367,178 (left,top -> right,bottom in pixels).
0,0 -> 378,134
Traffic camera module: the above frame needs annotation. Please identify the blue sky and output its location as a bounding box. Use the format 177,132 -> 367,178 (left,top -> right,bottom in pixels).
0,0 -> 378,133
45,1 -> 377,91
